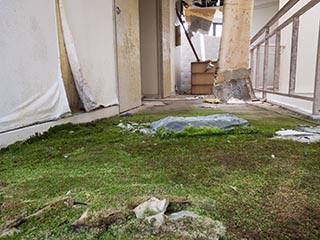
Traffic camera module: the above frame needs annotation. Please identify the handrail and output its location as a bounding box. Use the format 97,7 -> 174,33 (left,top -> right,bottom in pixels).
251,0 -> 320,49
251,0 -> 300,44
250,0 -> 320,115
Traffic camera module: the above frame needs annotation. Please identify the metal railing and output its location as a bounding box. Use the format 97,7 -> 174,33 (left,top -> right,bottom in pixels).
250,0 -> 320,115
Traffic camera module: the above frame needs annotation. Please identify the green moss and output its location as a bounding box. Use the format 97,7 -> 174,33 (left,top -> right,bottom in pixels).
0,106 -> 319,239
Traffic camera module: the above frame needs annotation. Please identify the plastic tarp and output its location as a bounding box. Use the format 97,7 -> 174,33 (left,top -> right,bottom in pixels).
0,0 -> 70,133
60,0 -> 119,109
151,114 -> 249,132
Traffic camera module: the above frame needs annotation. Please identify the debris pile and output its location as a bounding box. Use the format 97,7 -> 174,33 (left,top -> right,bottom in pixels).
274,126 -> 320,143
111,197 -> 226,239
117,121 -> 152,135
151,114 -> 249,132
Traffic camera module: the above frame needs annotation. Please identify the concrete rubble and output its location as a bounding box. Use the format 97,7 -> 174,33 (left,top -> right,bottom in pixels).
274,126 -> 320,143
112,197 -> 226,240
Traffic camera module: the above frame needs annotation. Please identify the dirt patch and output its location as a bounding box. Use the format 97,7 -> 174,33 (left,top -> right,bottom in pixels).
271,188 -> 309,222
0,201 -> 25,221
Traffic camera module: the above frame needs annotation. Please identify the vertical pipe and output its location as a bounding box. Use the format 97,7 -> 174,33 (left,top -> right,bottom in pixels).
175,6 -> 200,62
263,28 -> 270,99
289,17 -> 300,95
313,20 -> 320,115
274,30 -> 281,92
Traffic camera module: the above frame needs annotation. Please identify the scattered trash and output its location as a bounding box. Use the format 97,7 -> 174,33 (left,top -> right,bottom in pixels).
274,127 -> 320,143
227,97 -> 246,104
204,98 -> 221,104
117,122 -> 152,135
151,114 -> 249,132
133,197 -> 169,219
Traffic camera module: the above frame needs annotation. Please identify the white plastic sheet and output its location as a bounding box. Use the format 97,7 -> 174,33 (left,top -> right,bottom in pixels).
60,0 -> 119,109
0,0 -> 70,133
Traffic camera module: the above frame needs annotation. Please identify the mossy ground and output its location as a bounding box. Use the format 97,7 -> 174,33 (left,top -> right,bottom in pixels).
0,103 -> 320,239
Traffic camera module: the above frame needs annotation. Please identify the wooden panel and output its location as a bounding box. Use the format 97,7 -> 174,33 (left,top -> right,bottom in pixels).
192,85 -> 213,95
192,73 -> 215,85
191,61 -> 217,73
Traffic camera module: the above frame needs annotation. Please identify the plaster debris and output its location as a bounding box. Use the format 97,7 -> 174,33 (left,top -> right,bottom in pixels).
227,97 -> 246,104
117,122 -> 152,134
274,128 -> 320,143
151,114 -> 249,132
133,197 -> 169,219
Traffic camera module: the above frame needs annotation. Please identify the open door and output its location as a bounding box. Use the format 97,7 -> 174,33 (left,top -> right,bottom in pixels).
115,0 -> 142,112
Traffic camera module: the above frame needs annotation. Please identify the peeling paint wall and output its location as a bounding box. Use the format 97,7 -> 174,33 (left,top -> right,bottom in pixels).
218,0 -> 254,74
116,0 -> 142,111
160,0 -> 172,97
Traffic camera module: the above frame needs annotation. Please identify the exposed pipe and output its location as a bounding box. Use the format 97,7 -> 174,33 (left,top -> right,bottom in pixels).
175,1 -> 200,62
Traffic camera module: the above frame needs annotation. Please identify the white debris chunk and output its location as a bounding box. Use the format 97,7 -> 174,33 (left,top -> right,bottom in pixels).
133,197 -> 169,219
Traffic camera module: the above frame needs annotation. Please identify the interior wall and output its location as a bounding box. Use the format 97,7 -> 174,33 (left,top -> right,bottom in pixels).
279,0 -> 320,94
0,0 -> 70,133
115,0 -> 142,112
61,0 -> 119,107
251,1 -> 279,37
251,1 -> 279,88
139,0 -> 159,98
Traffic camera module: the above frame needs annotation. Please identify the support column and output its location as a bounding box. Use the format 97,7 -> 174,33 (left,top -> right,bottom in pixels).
214,0 -> 254,102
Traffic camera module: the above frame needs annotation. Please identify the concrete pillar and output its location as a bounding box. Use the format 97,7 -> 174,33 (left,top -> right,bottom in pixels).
218,0 -> 254,72
214,0 -> 255,101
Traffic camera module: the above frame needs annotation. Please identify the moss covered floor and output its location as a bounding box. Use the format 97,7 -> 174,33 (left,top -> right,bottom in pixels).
1,101 -> 320,239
